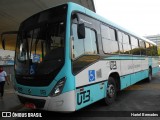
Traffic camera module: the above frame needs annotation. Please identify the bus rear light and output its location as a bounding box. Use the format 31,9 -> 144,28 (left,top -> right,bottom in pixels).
50,77 -> 66,97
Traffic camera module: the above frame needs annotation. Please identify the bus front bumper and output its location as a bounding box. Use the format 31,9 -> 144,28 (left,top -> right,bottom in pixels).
16,90 -> 76,112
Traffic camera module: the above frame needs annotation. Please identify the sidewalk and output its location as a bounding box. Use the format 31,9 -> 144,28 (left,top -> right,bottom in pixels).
0,83 -> 23,111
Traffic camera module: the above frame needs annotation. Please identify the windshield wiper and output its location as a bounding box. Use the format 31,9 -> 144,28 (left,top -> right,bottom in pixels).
29,30 -> 34,58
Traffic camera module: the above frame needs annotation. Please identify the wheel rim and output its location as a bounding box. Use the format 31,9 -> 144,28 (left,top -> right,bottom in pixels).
107,84 -> 115,98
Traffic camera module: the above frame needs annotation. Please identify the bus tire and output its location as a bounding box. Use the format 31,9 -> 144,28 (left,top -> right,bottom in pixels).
105,77 -> 117,105
146,68 -> 152,82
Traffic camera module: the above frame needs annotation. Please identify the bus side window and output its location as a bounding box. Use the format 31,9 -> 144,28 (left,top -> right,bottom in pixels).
84,28 -> 97,55
146,42 -> 152,56
155,46 -> 158,56
153,45 -> 158,56
151,44 -> 158,56
150,44 -> 154,56
101,24 -> 119,54
131,36 -> 140,55
139,40 -> 146,56
122,33 -> 131,54
117,31 -> 123,54
72,24 -> 98,59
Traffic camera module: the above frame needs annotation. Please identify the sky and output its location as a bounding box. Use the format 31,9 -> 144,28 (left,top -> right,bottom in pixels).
94,0 -> 160,36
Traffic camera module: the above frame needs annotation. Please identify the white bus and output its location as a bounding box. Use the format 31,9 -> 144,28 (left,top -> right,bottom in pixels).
1,2 -> 159,112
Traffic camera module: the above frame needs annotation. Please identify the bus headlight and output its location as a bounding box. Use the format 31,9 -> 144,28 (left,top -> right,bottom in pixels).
50,77 -> 66,97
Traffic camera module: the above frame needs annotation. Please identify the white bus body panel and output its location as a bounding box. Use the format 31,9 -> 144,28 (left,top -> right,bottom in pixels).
16,90 -> 76,112
75,60 -> 121,88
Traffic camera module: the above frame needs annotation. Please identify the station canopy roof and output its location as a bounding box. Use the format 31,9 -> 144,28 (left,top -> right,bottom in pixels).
0,0 -> 95,50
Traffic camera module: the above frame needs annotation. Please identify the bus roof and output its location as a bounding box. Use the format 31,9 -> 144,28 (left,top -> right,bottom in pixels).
68,2 -> 157,46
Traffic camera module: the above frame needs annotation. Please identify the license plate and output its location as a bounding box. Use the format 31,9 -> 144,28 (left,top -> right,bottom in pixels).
24,103 -> 36,109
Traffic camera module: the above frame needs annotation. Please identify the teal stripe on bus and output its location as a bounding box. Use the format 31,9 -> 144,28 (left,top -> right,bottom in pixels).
104,56 -> 145,60
120,69 -> 152,90
76,81 -> 107,110
152,67 -> 159,75
75,68 -> 159,110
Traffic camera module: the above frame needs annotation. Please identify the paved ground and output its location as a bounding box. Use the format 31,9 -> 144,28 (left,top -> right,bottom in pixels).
0,83 -> 22,112
0,70 -> 160,120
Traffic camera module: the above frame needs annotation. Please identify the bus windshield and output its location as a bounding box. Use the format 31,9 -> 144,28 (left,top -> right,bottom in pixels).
15,5 -> 67,77
15,22 -> 65,76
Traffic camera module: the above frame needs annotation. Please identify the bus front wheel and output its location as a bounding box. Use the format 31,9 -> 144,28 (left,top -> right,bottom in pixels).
105,77 -> 117,105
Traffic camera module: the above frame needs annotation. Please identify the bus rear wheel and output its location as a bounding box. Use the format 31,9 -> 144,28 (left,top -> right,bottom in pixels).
105,77 -> 117,105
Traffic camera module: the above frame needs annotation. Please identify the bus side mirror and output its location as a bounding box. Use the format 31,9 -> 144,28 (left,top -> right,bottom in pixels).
77,23 -> 85,39
1,31 -> 18,50
2,38 -> 6,50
